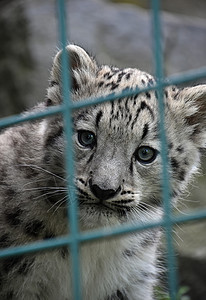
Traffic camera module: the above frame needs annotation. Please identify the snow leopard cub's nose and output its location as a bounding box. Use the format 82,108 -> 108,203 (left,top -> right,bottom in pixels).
89,179 -> 121,201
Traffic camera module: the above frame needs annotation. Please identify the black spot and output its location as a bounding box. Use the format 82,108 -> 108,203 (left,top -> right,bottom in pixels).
123,249 -> 135,257
77,178 -> 86,186
176,146 -> 184,153
171,190 -> 178,198
46,98 -> 53,106
44,232 -> 55,240
129,161 -> 133,175
116,290 -> 125,300
107,74 -> 114,80
110,101 -> 114,116
45,127 -> 63,148
117,71 -> 126,83
44,153 -> 51,164
95,110 -> 103,128
0,234 -> 10,248
140,101 -> 147,110
25,220 -> 45,237
120,191 -> 133,196
199,147 -> 206,155
107,290 -> 128,300
148,78 -> 154,85
126,73 -> 131,80
77,187 -> 90,198
75,110 -> 90,123
140,235 -> 157,248
60,246 -> 69,259
115,111 -> 120,120
5,208 -> 23,226
164,90 -> 168,98
87,153 -> 94,164
18,258 -> 35,275
174,93 -> 179,100
168,142 -> 173,149
103,72 -> 110,78
191,127 -> 200,136
133,94 -> 138,101
131,101 -> 154,130
19,128 -> 30,140
110,82 -> 119,91
23,166 -> 39,179
171,157 -> 179,171
184,159 -> 189,165
49,80 -> 58,87
5,187 -> 16,199
179,170 -> 186,181
3,256 -> 23,273
126,114 -> 132,126
98,81 -> 104,87
141,123 -> 149,140
141,79 -> 145,85
145,92 -> 151,99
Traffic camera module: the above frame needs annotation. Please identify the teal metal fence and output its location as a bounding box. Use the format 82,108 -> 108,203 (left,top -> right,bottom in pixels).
0,0 -> 206,299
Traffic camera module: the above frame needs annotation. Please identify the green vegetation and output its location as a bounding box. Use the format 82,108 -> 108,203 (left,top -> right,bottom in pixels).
110,0 -> 149,9
155,286 -> 190,300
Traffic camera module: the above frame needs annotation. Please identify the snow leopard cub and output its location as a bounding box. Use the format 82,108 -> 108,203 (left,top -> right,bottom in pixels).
0,45 -> 206,300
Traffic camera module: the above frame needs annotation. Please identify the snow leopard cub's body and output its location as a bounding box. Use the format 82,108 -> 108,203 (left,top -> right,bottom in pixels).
0,45 -> 206,300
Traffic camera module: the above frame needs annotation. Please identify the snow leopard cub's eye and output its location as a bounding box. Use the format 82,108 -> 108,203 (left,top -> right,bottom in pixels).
77,130 -> 96,148
135,146 -> 157,164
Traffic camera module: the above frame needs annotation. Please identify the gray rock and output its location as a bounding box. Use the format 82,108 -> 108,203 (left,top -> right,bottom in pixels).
22,0 -> 206,107
0,1 -> 34,117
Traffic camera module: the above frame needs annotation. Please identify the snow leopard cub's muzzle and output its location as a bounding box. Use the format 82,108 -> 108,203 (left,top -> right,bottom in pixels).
89,178 -> 121,201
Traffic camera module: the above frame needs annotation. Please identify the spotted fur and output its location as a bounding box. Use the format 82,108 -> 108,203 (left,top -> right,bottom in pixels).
0,45 -> 206,299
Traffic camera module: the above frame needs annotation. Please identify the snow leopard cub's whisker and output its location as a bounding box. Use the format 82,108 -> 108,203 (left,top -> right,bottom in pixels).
47,195 -> 68,213
21,190 -> 66,205
17,163 -> 66,182
131,204 -> 158,220
22,187 -> 67,192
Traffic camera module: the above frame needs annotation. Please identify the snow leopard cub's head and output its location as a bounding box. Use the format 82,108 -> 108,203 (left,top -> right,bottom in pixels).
45,45 -> 206,229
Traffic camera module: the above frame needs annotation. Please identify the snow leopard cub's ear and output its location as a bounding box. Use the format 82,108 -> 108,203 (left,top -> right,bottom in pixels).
49,44 -> 97,92
172,85 -> 206,147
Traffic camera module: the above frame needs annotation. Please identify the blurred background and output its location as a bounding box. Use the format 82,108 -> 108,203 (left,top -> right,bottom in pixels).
0,0 -> 206,298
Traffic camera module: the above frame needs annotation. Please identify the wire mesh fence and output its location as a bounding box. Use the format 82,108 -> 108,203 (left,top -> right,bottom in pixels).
0,0 -> 206,299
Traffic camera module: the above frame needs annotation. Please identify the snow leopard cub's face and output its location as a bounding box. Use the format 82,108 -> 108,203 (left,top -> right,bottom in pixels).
46,45 -> 206,229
